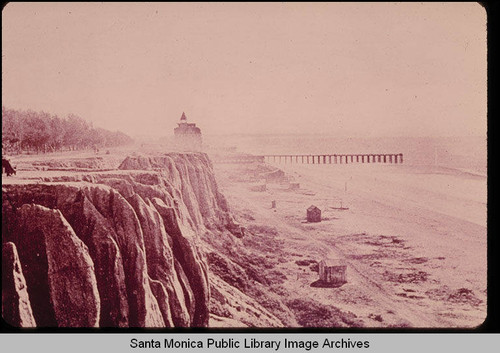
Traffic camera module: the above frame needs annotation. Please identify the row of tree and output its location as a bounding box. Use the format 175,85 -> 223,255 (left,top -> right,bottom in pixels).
2,107 -> 134,154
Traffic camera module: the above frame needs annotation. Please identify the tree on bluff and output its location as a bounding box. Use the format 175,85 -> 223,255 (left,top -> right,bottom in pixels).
2,106 -> 134,154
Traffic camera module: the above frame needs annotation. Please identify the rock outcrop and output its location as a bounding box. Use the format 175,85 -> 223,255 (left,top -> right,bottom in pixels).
2,152 -> 269,328
2,242 -> 36,327
20,204 -> 101,327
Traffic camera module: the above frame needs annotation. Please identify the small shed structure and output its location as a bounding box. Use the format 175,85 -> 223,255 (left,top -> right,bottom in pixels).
319,259 -> 347,284
306,205 -> 321,222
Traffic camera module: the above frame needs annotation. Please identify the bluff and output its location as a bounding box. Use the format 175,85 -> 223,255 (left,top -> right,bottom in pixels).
2,153 -> 281,327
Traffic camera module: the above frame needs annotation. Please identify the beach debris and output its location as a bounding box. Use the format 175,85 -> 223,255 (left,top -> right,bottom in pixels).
368,313 -> 383,322
403,257 -> 428,264
271,200 -> 276,209
306,205 -> 321,223
330,200 -> 349,210
383,270 -> 428,284
295,259 -> 317,267
288,182 -> 300,190
447,288 -> 482,306
396,292 -> 425,299
425,286 -> 483,306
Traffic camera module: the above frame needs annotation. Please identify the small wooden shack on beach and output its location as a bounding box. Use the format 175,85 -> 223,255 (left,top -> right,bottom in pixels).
307,205 -> 321,222
319,259 -> 347,285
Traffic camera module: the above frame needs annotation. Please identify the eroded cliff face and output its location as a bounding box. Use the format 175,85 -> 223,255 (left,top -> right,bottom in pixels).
2,153 -> 273,328
2,242 -> 36,327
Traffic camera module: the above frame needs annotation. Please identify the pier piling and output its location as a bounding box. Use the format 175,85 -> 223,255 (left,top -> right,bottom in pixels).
264,153 -> 403,165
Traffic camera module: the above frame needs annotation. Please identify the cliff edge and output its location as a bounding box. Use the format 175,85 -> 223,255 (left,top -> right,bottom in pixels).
2,153 -> 281,328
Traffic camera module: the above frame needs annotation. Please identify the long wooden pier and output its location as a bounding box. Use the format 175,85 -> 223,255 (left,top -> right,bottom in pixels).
262,153 -> 403,164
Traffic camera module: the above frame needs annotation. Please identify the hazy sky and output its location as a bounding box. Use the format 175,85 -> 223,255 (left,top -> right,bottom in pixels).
2,2 -> 486,137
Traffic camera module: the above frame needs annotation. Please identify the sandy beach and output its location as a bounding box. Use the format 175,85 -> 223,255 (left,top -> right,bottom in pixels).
214,161 -> 487,327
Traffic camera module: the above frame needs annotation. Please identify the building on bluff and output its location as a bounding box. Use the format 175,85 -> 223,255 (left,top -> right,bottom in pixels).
174,112 -> 202,151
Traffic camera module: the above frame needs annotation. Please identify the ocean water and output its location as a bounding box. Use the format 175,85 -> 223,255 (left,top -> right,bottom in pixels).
204,134 -> 487,176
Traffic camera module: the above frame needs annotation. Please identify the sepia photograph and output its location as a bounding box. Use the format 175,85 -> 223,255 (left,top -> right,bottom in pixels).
2,2 -> 487,330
